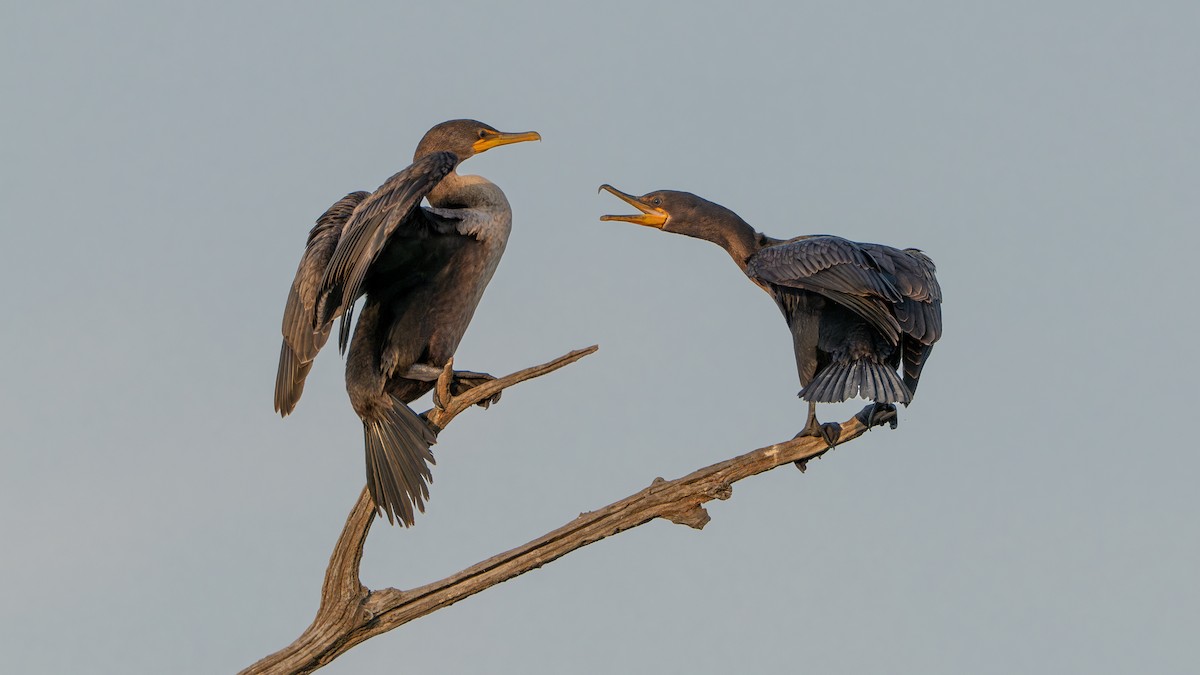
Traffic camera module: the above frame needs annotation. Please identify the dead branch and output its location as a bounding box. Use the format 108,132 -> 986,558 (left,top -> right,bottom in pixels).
242,348 -> 889,675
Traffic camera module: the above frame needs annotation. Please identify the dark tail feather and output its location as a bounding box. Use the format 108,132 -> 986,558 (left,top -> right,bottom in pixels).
274,341 -> 312,417
801,360 -> 912,404
363,396 -> 438,526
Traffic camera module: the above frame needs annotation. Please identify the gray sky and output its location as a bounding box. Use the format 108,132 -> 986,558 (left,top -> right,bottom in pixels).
2,1 -> 1197,673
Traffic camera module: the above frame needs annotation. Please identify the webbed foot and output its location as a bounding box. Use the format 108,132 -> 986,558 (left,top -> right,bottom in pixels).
855,402 -> 898,430
449,370 -> 502,409
796,419 -> 843,448
793,401 -> 841,471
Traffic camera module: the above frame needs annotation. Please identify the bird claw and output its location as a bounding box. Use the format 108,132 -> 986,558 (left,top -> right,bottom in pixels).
792,419 -> 841,472
856,402 -> 898,430
796,419 -> 842,451
450,371 -> 502,408
433,366 -> 501,410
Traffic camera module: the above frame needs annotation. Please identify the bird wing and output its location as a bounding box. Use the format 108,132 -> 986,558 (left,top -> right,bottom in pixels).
275,190 -> 371,415
316,151 -> 458,352
859,245 -> 942,393
862,245 -> 942,346
747,235 -> 905,343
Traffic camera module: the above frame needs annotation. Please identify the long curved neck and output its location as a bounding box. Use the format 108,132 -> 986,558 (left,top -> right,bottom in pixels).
689,212 -> 765,271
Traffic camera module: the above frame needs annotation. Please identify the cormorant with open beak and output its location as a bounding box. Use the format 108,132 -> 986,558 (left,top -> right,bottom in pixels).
599,185 -> 941,446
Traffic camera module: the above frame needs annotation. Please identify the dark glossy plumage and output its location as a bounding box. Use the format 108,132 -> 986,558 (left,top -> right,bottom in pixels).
276,119 -> 539,525
600,186 -> 941,435
746,235 -> 941,402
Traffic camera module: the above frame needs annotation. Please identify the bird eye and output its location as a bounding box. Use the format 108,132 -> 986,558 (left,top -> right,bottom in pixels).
477,129 -> 488,139
652,198 -> 662,206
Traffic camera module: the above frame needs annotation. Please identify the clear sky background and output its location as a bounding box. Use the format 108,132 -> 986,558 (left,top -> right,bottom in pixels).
2,1 -> 1196,673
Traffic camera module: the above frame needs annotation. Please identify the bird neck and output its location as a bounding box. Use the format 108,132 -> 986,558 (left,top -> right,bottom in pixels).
428,171 -> 509,211
696,214 -> 763,271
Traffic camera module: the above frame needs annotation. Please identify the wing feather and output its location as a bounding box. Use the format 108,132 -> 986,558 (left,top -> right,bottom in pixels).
316,151 -> 458,351
747,235 -> 942,354
749,236 -> 902,341
274,191 -> 370,415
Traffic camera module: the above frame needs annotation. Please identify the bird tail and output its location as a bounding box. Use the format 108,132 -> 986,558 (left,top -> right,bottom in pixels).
800,360 -> 912,405
362,396 -> 439,526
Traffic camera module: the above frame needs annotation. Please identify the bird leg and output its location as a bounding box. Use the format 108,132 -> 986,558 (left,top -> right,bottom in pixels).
433,359 -> 455,411
794,401 -> 842,470
855,402 -> 898,430
401,363 -> 447,382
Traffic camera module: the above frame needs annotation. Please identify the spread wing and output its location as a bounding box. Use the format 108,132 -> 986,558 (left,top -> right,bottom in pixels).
274,191 -> 370,416
747,235 -> 905,343
858,244 -> 942,343
316,151 -> 458,351
862,245 -> 942,394
748,235 -> 942,394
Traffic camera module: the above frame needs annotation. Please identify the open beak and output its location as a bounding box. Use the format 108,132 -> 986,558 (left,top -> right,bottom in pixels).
473,130 -> 541,153
598,184 -> 668,229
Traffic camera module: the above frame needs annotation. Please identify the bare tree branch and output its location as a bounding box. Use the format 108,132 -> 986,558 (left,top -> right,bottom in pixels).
242,346 -> 890,675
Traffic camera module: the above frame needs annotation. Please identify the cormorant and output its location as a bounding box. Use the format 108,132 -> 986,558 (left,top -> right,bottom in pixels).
599,185 -> 941,445
275,119 -> 540,525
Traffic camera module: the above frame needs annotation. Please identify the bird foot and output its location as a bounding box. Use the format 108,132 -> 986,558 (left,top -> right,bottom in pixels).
432,362 -> 501,410
855,402 -> 898,430
449,370 -> 502,409
793,418 -> 842,471
797,419 -> 843,447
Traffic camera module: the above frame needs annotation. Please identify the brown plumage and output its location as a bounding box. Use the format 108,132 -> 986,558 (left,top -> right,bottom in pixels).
276,119 -> 540,525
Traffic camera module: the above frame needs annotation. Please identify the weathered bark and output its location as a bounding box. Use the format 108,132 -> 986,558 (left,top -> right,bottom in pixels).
243,345 -> 889,674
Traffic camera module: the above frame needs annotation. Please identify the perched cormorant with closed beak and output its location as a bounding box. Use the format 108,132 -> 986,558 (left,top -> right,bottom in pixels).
275,119 -> 540,525
599,185 -> 941,446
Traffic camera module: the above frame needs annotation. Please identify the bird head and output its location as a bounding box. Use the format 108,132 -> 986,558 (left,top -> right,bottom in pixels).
414,119 -> 541,163
599,184 -> 742,241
